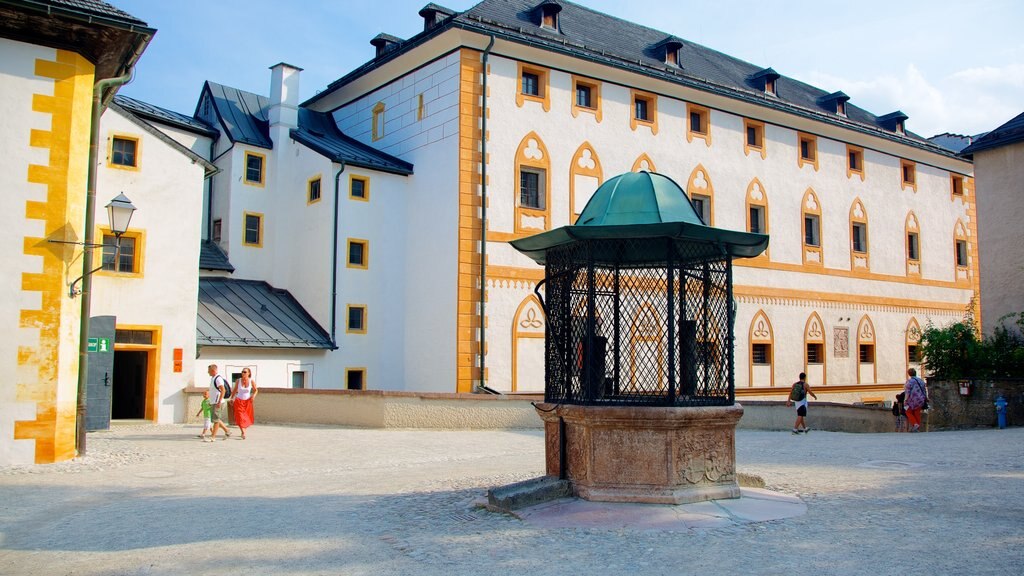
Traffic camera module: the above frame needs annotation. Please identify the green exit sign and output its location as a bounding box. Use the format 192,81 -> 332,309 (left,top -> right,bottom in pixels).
87,337 -> 112,353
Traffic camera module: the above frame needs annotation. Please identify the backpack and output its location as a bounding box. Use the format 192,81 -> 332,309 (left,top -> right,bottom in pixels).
789,381 -> 806,402
215,374 -> 232,400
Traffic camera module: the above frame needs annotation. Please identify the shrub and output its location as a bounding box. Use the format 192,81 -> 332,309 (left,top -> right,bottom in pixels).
920,309 -> 1024,379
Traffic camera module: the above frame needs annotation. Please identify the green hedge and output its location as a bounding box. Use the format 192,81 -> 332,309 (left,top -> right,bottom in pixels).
920,309 -> 1024,380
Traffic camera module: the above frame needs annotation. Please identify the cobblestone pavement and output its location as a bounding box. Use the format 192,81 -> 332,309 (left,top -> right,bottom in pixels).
0,423 -> 1022,576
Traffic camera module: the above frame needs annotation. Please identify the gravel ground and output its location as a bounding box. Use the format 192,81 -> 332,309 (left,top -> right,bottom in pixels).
0,423 -> 1022,576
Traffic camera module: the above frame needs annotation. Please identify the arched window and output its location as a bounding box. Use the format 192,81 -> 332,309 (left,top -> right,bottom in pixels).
804,312 -> 826,385
687,164 -> 715,226
748,310 -> 774,388
849,198 -> 869,272
629,303 -> 665,391
745,178 -> 769,258
857,315 -> 877,384
906,211 -> 921,277
570,142 -> 603,223
514,132 -> 552,234
511,295 -> 546,393
631,153 -> 656,173
906,317 -> 922,376
953,219 -> 970,283
801,188 -> 823,267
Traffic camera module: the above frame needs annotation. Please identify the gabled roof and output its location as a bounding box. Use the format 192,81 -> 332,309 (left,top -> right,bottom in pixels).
198,81 -> 273,149
114,94 -> 219,138
107,99 -> 218,175
305,0 -> 958,159
199,240 -> 234,272
929,132 -> 986,154
291,109 -> 414,175
197,278 -> 333,349
960,112 -> 1024,157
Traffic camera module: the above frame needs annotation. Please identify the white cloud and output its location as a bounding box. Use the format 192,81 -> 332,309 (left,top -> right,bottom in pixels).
802,63 -> 1024,137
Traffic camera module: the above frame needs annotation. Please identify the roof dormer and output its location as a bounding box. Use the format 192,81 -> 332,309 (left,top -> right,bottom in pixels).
536,0 -> 563,32
748,67 -> 780,96
878,111 -> 909,135
655,36 -> 684,67
419,3 -> 455,31
370,33 -> 403,58
819,91 -> 851,117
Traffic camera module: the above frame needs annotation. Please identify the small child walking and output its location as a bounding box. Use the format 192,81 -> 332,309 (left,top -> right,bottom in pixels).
196,391 -> 213,442
892,392 -> 907,432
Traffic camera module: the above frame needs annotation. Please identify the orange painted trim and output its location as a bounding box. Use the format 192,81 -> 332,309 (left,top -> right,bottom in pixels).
801,188 -> 823,267
372,101 -> 386,141
516,62 -> 551,112
243,150 -> 266,187
735,383 -> 904,397
803,312 -> 827,385
570,75 -> 602,122
748,310 -> 775,388
687,164 -> 715,226
629,89 -> 658,135
905,317 -> 922,377
745,178 -> 769,260
846,144 -> 865,181
733,285 -> 967,313
106,131 -> 142,171
632,153 -> 657,173
686,103 -> 711,147
797,132 -> 819,171
900,159 -> 917,192
849,198 -> 870,273
114,324 -> 162,421
513,131 -> 552,234
743,118 -> 766,159
905,211 -> 922,278
856,315 -> 877,384
511,295 -> 545,392
569,142 -> 603,222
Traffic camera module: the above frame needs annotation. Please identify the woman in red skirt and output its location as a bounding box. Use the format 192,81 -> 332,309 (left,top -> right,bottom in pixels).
232,367 -> 258,439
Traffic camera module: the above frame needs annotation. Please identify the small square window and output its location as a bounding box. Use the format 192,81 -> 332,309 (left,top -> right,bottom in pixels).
807,343 -> 823,364
245,152 -> 264,185
765,78 -> 776,96
101,234 -> 137,273
955,240 -> 968,267
749,206 -> 765,235
907,232 -> 919,261
847,146 -> 864,179
347,239 -> 368,269
308,177 -> 322,203
291,371 -> 306,389
350,177 -> 368,201
372,102 -> 385,141
859,344 -> 875,363
691,194 -> 710,224
804,215 -> 820,247
800,137 -> 815,161
347,305 -> 367,334
111,136 -> 138,167
907,345 -> 921,363
576,84 -> 592,108
901,160 -> 916,189
346,369 -> 365,390
852,222 -> 867,253
635,97 -> 650,122
744,119 -> 765,157
752,343 -> 771,365
687,104 -> 710,141
212,219 -> 222,243
243,213 -> 262,246
951,174 -> 964,196
520,168 -> 545,209
522,72 -> 540,97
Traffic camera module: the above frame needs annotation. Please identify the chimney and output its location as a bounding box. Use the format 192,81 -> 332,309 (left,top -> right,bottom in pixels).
269,62 -> 302,131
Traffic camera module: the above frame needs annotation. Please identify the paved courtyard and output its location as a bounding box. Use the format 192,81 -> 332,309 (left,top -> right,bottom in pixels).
0,422 -> 1021,575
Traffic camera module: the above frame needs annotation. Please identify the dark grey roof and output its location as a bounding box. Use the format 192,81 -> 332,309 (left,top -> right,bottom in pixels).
419,3 -> 456,17
12,0 -> 148,27
929,132 -> 986,154
292,109 -> 414,175
114,95 -> 218,137
198,81 -> 272,149
107,99 -> 218,175
305,0 -> 958,159
960,112 -> 1024,157
197,278 -> 333,349
199,240 -> 234,272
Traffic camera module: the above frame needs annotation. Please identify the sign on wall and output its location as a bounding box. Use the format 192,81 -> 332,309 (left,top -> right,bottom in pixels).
833,327 -> 849,358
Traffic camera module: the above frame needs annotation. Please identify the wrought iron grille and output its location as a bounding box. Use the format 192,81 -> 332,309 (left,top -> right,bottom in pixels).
540,237 -> 735,407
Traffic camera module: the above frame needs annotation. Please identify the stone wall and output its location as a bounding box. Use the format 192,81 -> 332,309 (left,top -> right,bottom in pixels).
926,378 -> 1024,429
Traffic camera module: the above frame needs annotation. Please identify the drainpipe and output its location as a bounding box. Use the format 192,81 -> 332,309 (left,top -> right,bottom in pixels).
206,140 -> 216,240
75,69 -> 135,456
478,35 -> 495,393
330,162 -> 346,348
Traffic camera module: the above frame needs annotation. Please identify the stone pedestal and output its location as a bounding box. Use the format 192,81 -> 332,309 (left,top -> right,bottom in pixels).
535,403 -> 743,505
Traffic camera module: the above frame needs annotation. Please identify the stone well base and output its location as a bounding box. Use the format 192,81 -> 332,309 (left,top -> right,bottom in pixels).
535,403 -> 743,505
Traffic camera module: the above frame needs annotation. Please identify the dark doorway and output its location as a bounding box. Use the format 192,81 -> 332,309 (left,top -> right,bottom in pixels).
112,351 -> 148,419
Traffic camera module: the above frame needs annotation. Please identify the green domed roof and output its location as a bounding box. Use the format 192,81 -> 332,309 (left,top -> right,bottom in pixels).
510,171 -> 769,266
576,171 -> 704,226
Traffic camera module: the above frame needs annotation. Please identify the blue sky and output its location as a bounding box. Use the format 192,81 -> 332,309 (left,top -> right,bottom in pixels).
115,0 -> 1023,137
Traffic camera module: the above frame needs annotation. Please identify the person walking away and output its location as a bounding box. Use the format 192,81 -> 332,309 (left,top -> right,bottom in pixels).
206,364 -> 232,440
196,390 -> 213,442
786,372 -> 818,434
903,368 -> 928,432
232,367 -> 258,439
892,392 -> 907,432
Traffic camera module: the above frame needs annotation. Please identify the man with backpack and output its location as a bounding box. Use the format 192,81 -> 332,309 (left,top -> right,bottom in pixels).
786,372 -> 818,434
206,364 -> 233,441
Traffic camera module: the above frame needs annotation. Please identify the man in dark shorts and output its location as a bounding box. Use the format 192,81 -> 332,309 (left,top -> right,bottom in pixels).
786,372 -> 818,434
